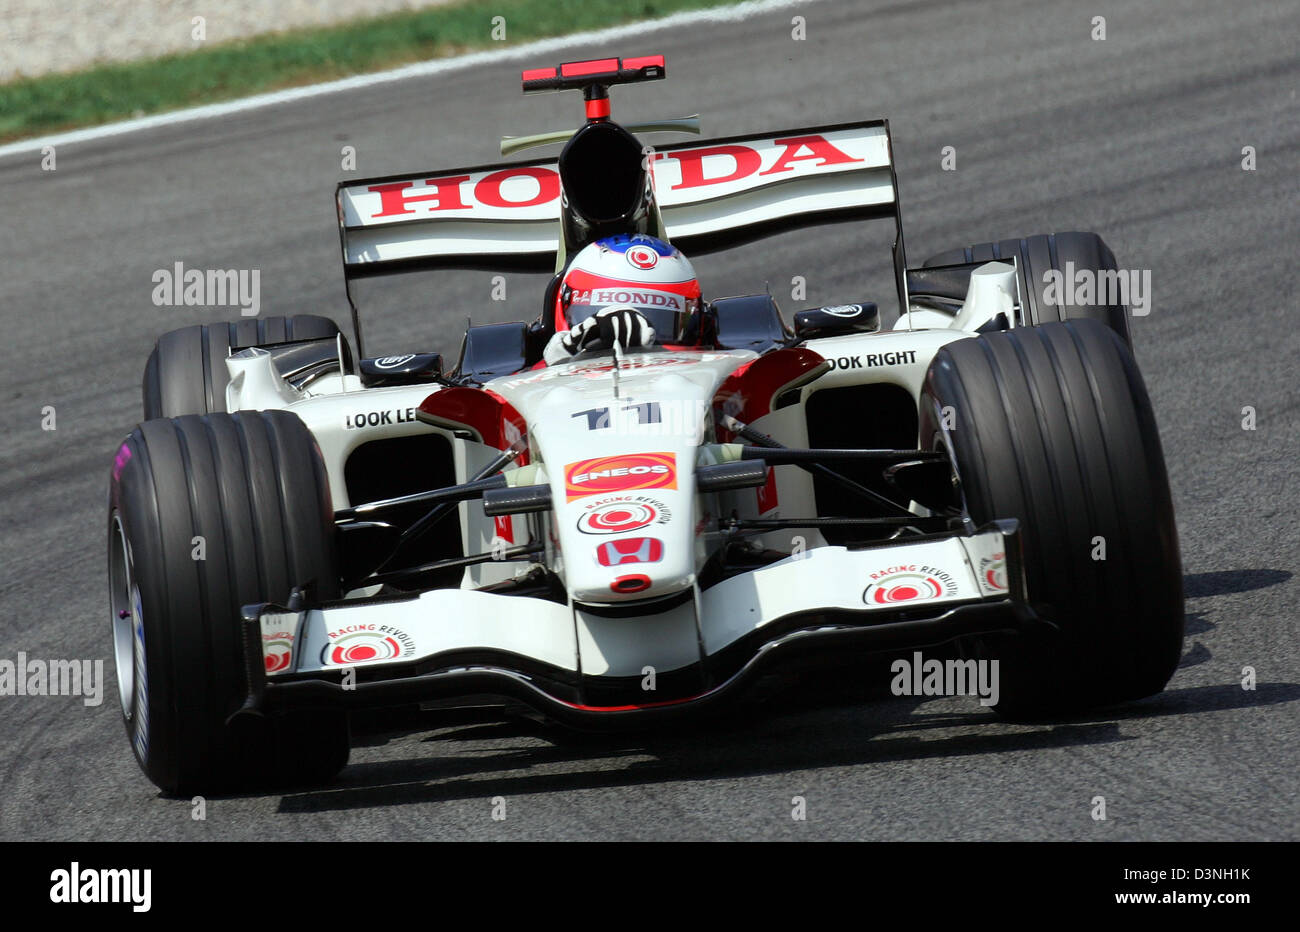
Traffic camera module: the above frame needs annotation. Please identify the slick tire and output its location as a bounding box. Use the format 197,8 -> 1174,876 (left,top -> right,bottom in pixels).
920,320 -> 1183,716
142,315 -> 342,420
923,232 -> 1133,349
108,411 -> 349,794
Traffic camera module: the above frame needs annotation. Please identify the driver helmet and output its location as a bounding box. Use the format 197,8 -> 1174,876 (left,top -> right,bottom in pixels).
555,234 -> 703,344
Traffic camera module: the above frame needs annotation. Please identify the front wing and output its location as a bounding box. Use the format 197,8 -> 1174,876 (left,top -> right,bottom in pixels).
240,523 -> 1045,725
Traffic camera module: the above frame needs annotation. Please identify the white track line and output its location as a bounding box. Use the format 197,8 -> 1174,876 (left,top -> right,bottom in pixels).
0,0 -> 820,160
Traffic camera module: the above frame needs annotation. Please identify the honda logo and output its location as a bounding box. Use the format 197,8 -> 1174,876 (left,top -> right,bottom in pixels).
595,537 -> 664,566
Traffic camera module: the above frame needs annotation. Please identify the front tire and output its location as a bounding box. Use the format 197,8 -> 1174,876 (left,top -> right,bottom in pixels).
921,320 -> 1183,715
108,410 -> 349,793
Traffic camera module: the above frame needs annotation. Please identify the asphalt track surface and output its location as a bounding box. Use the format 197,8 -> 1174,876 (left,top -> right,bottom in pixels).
1,0 -> 1297,842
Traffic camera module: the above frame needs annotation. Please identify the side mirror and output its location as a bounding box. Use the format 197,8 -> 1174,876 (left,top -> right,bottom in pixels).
710,293 -> 789,351
359,353 -> 443,387
793,302 -> 879,340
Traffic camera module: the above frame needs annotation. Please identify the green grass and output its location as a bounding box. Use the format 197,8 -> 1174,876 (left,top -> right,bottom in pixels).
0,0 -> 745,142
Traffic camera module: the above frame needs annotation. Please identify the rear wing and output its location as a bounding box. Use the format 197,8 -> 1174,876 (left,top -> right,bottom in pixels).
335,119 -> 910,351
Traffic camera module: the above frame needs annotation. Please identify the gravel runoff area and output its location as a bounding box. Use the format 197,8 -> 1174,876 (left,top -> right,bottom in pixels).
1,0 -> 459,81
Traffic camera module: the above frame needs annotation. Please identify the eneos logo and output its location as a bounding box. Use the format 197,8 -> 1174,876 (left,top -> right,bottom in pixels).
565,453 -> 676,501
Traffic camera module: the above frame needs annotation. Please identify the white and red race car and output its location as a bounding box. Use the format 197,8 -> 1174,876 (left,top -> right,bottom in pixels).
107,55 -> 1183,793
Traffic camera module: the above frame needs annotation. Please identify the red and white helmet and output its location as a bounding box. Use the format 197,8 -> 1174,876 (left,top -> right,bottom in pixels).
556,234 -> 703,344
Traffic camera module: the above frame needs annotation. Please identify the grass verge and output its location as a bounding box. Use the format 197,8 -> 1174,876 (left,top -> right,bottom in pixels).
0,0 -> 745,142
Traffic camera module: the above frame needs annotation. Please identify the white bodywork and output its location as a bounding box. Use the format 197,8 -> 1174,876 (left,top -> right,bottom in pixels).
230,305 -> 1016,684
232,117 -> 1027,690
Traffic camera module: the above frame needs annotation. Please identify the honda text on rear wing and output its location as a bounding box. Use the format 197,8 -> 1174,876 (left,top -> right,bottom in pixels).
334,55 -> 910,355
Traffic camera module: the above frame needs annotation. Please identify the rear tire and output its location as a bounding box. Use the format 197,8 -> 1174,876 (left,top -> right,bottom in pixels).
924,232 -> 1133,349
142,314 -> 343,420
920,320 -> 1183,715
108,410 -> 349,794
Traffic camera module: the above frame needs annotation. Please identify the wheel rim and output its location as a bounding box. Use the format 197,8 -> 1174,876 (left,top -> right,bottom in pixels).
108,513 -> 149,759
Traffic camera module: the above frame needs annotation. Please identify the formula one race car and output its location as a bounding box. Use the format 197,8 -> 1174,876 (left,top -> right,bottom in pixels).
107,55 -> 1184,793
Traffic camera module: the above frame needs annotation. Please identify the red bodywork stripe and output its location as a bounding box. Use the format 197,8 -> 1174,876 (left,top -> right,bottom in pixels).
712,347 -> 826,438
417,387 -> 528,463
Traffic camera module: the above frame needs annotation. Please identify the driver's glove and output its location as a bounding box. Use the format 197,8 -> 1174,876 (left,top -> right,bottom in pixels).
543,306 -> 656,365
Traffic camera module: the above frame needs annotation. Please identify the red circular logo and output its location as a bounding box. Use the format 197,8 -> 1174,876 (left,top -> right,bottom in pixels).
578,501 -> 659,535
626,245 -> 658,270
324,631 -> 405,666
981,552 -> 1007,591
863,573 -> 945,604
264,637 -> 292,673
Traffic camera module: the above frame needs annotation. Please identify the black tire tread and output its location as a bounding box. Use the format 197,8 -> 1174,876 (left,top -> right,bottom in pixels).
922,320 -> 1182,714
111,410 -> 346,793
142,314 -> 341,420
923,232 -> 1132,348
